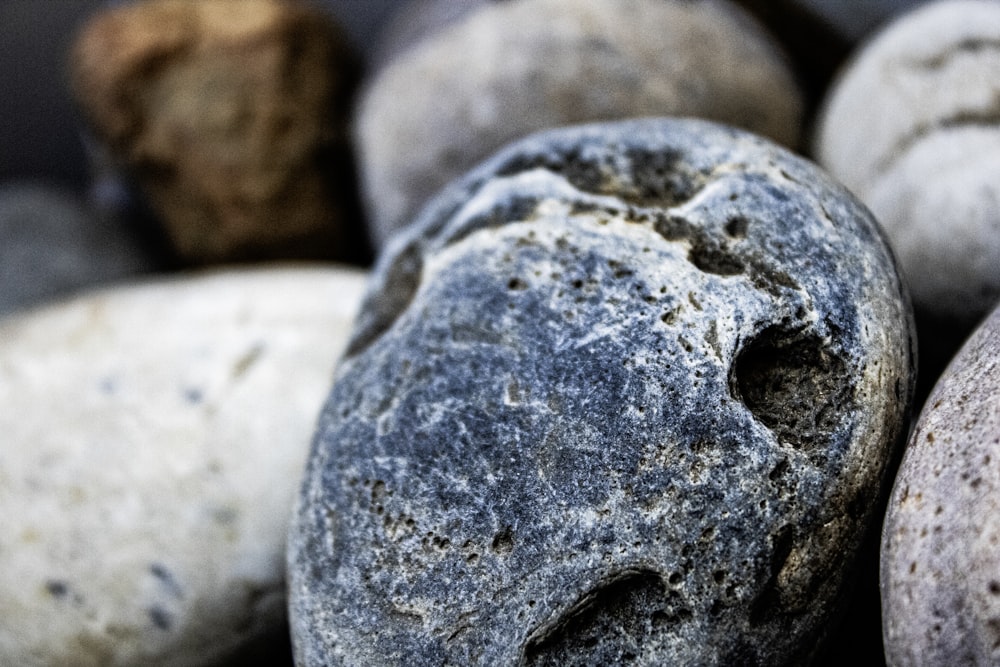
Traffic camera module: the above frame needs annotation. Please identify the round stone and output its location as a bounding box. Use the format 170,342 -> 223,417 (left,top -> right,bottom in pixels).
355,0 -> 804,247
289,118 -> 915,665
0,266 -> 366,665
814,0 -> 1000,325
882,303 -> 1000,666
0,181 -> 159,320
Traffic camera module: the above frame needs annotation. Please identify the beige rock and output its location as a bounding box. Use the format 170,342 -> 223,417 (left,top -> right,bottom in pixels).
355,0 -> 804,247
71,0 -> 359,264
0,266 -> 366,666
815,0 -> 1000,323
882,303 -> 1000,666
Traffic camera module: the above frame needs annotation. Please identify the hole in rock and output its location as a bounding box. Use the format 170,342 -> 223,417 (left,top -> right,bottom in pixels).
732,326 -> 854,454
523,570 -> 683,666
343,241 -> 422,358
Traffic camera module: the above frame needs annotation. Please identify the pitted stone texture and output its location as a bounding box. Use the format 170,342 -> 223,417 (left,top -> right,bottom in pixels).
0,266 -> 366,666
71,0 -> 360,264
290,119 -> 915,665
0,182 -> 158,319
882,304 -> 1000,666
355,0 -> 804,247
815,0 -> 1000,324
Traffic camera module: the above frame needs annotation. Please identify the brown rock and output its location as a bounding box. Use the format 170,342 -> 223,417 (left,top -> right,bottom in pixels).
71,0 -> 360,264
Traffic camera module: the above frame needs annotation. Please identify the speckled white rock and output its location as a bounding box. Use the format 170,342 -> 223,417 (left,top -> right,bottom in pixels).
355,0 -> 804,247
882,303 -> 1000,666
815,0 -> 1000,324
0,266 -> 366,666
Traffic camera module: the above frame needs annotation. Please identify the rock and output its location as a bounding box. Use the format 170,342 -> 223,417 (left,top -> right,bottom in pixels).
814,0 -> 1000,327
881,303 -> 1000,666
0,181 -> 160,319
355,0 -> 804,247
70,0 -> 363,264
369,0 -> 489,72
289,118 -> 915,665
0,266 -> 367,665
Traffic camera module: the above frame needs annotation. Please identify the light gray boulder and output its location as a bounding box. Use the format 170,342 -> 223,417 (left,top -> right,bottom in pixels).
882,303 -> 1000,666
290,118 -> 915,665
355,0 -> 804,247
0,266 -> 366,666
815,0 -> 1000,325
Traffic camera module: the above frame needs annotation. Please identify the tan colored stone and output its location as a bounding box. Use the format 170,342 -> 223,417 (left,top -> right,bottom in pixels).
0,266 -> 366,665
71,0 -> 359,263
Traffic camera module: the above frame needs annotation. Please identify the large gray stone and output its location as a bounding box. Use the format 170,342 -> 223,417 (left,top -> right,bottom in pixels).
882,303 -> 1000,666
289,119 -> 915,665
355,0 -> 804,248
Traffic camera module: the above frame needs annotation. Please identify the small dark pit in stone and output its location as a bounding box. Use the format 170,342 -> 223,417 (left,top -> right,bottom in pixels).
652,214 -> 692,242
45,580 -> 69,599
523,570 -> 675,666
508,277 -> 529,291
688,241 -> 744,276
724,216 -> 749,239
149,606 -> 173,631
344,241 -> 422,358
492,527 -> 515,555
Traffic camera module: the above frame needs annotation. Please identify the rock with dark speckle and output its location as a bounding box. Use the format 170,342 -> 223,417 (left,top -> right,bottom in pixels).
882,303 -> 1000,666
0,266 -> 366,666
289,118 -> 915,665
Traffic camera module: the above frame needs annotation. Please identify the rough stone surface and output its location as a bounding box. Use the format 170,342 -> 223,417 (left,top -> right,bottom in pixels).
815,0 -> 1000,325
289,118 -> 915,665
71,0 -> 361,264
882,303 -> 1000,666
0,181 -> 159,320
355,0 -> 804,248
0,266 -> 367,666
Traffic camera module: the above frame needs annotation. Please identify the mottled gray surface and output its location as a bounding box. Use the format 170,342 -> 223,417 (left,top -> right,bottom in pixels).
0,181 -> 157,319
290,118 -> 915,665
882,303 -> 1000,666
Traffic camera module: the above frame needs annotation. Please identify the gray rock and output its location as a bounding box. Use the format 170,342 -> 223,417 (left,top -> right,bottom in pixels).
0,181 -> 158,319
0,265 -> 367,666
882,303 -> 1000,666
355,0 -> 804,248
289,118 -> 915,665
815,0 -> 1000,326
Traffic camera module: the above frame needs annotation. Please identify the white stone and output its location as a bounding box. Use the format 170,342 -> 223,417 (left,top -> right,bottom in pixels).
0,265 -> 367,666
815,0 -> 1000,323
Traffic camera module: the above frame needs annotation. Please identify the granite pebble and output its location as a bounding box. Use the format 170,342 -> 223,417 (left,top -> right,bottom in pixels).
0,266 -> 366,666
290,118 -> 915,665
